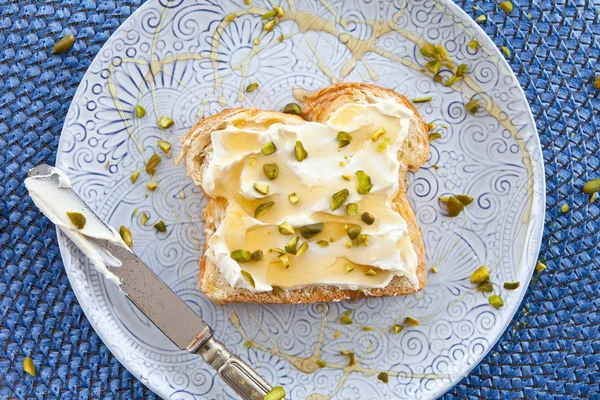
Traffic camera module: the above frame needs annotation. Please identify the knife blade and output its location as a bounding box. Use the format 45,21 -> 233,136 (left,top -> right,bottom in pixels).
27,164 -> 277,400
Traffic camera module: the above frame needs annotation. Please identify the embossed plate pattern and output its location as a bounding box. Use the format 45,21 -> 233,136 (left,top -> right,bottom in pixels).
55,0 -> 545,398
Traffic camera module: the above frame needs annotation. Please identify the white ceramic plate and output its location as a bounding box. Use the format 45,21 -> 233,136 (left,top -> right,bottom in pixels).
55,0 -> 545,398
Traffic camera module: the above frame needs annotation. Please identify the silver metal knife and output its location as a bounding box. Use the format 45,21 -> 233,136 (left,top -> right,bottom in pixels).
27,164 -> 275,400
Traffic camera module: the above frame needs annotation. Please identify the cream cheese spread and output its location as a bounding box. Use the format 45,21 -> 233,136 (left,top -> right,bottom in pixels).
203,99 -> 419,293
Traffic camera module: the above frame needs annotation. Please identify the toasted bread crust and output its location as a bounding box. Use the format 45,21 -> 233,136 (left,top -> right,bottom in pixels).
179,83 -> 429,304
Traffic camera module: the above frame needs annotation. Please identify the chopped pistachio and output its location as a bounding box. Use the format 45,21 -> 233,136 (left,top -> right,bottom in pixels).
377,372 -> 389,383
249,157 -> 257,166
433,74 -> 443,83
271,248 -> 285,254
377,138 -> 390,152
261,10 -> 276,19
340,350 -> 351,355
347,203 -> 358,216
141,213 -> 148,225
431,266 -> 438,273
355,233 -> 369,247
412,96 -> 433,103
362,326 -> 373,331
288,192 -> 299,204
583,178 -> 600,194
246,82 -> 259,92
244,341 -> 253,348
489,295 -> 504,308
404,317 -> 419,326
348,353 -> 356,366
356,170 -> 373,194
345,263 -> 355,274
131,170 -> 140,183
444,75 -> 461,87
365,269 -> 378,276
120,226 -> 133,247
146,182 -> 158,191
264,19 -> 277,32
501,46 -> 511,57
282,102 -> 301,115
340,315 -> 352,324
426,60 -> 441,74
146,153 -> 161,174
361,212 -> 375,225
66,211 -> 86,230
344,241 -> 352,249
317,360 -> 327,368
263,163 -> 279,180
253,38 -> 260,46
255,201 -> 275,218
261,141 -> 277,156
477,282 -> 493,292
296,242 -> 309,256
158,116 -> 174,129
346,226 -> 361,240
504,281 -> 520,290
264,386 -> 286,400
465,98 -> 480,114
435,44 -> 450,61
135,105 -> 146,118
393,324 -> 403,334
370,128 -> 386,142
254,183 -> 270,195
279,253 -> 290,268
595,76 -> 600,90
420,43 -> 435,58
333,330 -> 341,338
468,39 -> 480,50
456,194 -> 474,205
231,249 -> 252,262
427,122 -> 437,131
153,220 -> 167,232
251,249 -> 263,262
340,161 -> 347,167
285,236 -> 299,255
456,63 -> 468,77
23,357 -> 35,376
535,260 -> 547,273
470,265 -> 490,284
337,131 -> 352,148
592,192 -> 598,202
53,34 -> 75,54
278,222 -> 295,235
157,140 -> 171,154
561,203 -> 569,213
295,141 -> 308,161
429,133 -> 442,141
476,14 -> 487,22
300,222 -> 324,239
447,195 -> 465,217
317,240 -> 329,247
241,270 -> 255,288
342,174 -> 351,181
272,286 -> 283,295
133,208 -> 139,217
278,34 -> 284,42
225,13 -> 236,22
273,6 -> 285,16
331,189 -> 350,211
499,1 -> 513,13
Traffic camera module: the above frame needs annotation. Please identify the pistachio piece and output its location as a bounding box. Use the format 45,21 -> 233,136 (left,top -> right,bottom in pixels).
427,122 -> 437,131
595,76 -> 600,90
141,213 -> 148,225
244,341 -> 253,348
426,60 -> 441,74
253,182 -> 270,195
331,189 -> 350,211
341,174 -> 351,181
476,14 -> 487,22
278,222 -> 295,235
347,203 -> 358,216
393,324 -> 403,334
435,44 -> 450,61
345,263 -> 355,274
53,34 -> 75,54
337,131 -> 352,148
404,317 -> 420,326
377,138 -> 390,152
251,250 -> 263,262
378,372 -> 389,384
356,170 -> 372,194
419,43 -> 435,58
456,63 -> 468,77
295,141 -> 308,161
153,220 -> 167,232
340,315 -> 352,324
66,211 -> 86,230
146,153 -> 161,174
224,13 -> 236,22
255,201 -> 275,218
231,249 -> 252,263
248,157 -> 257,167
371,128 -> 386,142
261,141 -> 278,156
504,281 -> 520,290
333,330 -> 341,338
278,34 -> 284,42
361,212 -> 375,225
23,357 -> 35,376
583,178 -> 600,194
535,260 -> 547,273
344,241 -> 352,248
468,39 -> 480,50
246,82 -> 259,93
477,282 -> 493,292
264,387 -> 286,400
135,105 -> 146,118
273,6 -> 285,16
561,203 -> 569,213
447,195 -> 465,217
317,360 -> 327,368
317,240 -> 329,247
444,75 -> 460,87
300,222 -> 324,239
288,192 -> 299,204
488,295 -> 504,308
261,10 -> 276,19
501,46 -> 511,57
253,38 -> 260,46
365,269 -> 378,276
272,286 -> 283,295
282,103 -> 301,115
146,182 -> 158,191
355,233 -> 369,246
157,140 -> 172,154
456,194 -> 474,205
120,226 -> 133,247
346,226 -> 361,240
133,208 -> 139,217
131,170 -> 140,183
470,265 -> 490,284
241,270 -> 255,288
263,163 -> 279,180
429,133 -> 442,141
412,96 -> 432,103
264,19 -> 277,32
431,266 -> 438,273
158,116 -> 174,129
279,253 -> 290,268
285,236 -> 299,255
296,242 -> 308,256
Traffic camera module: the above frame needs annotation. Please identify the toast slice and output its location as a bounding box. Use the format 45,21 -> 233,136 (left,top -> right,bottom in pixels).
177,82 -> 429,304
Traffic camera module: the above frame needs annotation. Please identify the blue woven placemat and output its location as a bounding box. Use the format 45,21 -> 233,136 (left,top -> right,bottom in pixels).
1,0 -> 599,398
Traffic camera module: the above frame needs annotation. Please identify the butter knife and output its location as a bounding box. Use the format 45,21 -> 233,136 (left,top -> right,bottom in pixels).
27,164 -> 275,400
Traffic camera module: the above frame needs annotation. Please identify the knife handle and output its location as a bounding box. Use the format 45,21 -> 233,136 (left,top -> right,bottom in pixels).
196,336 -> 274,400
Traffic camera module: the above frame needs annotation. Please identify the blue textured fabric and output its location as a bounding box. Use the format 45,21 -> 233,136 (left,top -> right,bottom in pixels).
1,0 -> 599,399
